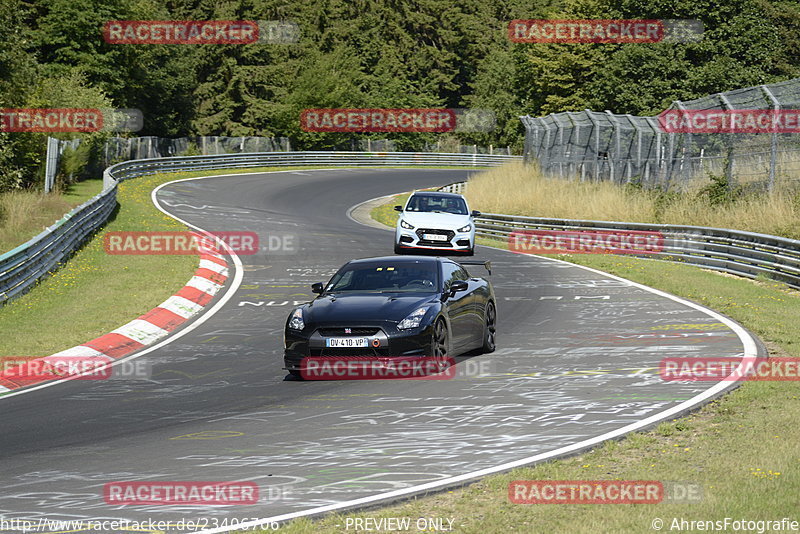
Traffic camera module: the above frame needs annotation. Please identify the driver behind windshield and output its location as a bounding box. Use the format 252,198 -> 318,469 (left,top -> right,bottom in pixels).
328,263 -> 437,292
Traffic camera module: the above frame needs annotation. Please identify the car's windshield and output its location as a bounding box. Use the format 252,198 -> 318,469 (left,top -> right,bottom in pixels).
405,195 -> 468,215
326,262 -> 439,293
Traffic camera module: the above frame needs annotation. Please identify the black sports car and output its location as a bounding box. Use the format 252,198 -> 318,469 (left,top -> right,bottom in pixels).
283,256 -> 496,378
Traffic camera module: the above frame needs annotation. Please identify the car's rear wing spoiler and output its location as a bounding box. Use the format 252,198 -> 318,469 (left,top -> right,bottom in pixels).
459,260 -> 492,275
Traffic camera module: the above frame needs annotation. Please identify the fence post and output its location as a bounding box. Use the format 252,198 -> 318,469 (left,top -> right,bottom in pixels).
585,110 -> 601,181
605,110 -> 622,183
653,118 -> 662,189
761,84 -> 780,192
552,113 -> 567,178
540,117 -> 552,174
674,100 -> 691,186
519,115 -> 539,163
718,93 -> 736,190
44,137 -> 59,193
565,111 -> 579,179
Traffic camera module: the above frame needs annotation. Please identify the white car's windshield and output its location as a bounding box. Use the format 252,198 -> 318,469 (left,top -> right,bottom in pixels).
327,262 -> 439,293
406,195 -> 468,215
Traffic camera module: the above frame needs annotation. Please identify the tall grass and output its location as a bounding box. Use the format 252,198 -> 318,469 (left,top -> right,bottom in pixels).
0,191 -> 74,253
465,162 -> 800,239
0,179 -> 104,254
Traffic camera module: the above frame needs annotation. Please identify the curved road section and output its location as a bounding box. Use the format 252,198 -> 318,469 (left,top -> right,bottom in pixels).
0,169 -> 762,531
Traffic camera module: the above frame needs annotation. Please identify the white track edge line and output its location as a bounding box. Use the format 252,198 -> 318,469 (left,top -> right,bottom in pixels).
0,168 -> 437,399
194,187 -> 762,534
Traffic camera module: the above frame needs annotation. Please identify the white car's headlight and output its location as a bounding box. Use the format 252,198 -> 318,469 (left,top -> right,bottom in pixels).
288,308 -> 305,330
397,306 -> 429,330
400,219 -> 415,230
457,224 -> 472,232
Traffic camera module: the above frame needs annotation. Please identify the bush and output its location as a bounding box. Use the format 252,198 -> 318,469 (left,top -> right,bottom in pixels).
57,143 -> 91,189
697,170 -> 745,206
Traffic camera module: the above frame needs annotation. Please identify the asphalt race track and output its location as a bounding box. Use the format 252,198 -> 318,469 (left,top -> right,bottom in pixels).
0,168 -> 763,532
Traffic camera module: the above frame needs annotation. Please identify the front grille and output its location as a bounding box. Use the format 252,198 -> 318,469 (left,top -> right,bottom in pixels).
416,228 -> 455,246
317,327 -> 381,336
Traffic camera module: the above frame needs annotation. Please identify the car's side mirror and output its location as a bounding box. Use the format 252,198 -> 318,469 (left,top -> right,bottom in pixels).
471,210 -> 481,217
311,282 -> 324,294
394,205 -> 403,212
449,280 -> 469,295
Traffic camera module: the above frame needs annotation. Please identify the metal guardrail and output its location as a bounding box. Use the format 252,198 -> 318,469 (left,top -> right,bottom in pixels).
0,187 -> 117,304
435,182 -> 800,289
477,212 -> 800,289
101,151 -> 520,189
1,151 -> 518,305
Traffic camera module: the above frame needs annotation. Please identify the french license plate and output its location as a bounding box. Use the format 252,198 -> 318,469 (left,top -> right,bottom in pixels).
325,337 -> 369,348
423,233 -> 448,241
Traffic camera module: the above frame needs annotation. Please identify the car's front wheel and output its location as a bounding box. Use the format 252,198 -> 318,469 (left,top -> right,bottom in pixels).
481,301 -> 496,353
394,242 -> 404,255
429,318 -> 450,371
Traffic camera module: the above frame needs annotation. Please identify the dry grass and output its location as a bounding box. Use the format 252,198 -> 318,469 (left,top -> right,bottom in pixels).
0,179 -> 104,254
0,191 -> 73,252
464,162 -> 800,238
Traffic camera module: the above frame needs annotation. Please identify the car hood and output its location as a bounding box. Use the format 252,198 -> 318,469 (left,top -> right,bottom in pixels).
399,211 -> 471,230
305,293 -> 438,324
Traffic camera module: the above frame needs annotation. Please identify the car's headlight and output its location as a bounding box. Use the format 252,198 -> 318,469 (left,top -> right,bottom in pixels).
397,306 -> 429,330
457,224 -> 472,232
400,219 -> 415,230
288,308 -> 305,331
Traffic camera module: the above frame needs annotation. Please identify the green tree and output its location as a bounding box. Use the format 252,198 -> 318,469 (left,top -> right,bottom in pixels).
29,0 -> 196,135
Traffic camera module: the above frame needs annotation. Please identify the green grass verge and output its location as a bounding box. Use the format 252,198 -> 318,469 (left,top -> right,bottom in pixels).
0,166 -> 477,362
274,195 -> 800,534
371,192 -> 412,228
62,178 -> 105,204
0,166 -> 323,360
370,188 -> 440,228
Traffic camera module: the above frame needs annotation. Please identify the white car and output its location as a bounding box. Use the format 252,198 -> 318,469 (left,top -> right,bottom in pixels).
394,191 -> 480,255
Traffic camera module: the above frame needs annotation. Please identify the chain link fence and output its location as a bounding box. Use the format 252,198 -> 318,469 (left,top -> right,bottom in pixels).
38,135 -> 513,189
522,77 -> 800,191
349,138 -> 512,154
101,136 -> 513,170
102,135 -> 292,168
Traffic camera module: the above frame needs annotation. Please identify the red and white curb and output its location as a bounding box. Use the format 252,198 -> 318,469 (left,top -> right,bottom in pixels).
0,235 -> 229,391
